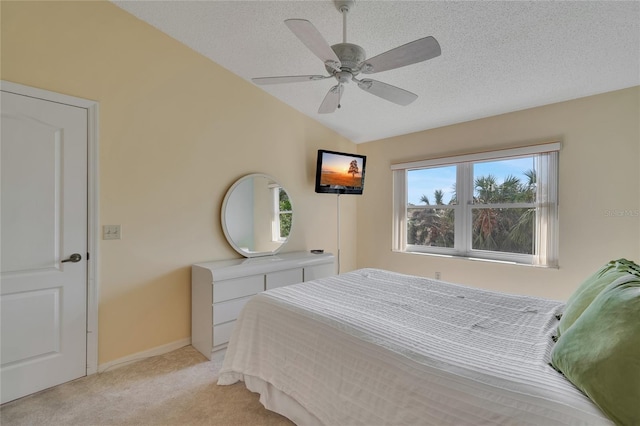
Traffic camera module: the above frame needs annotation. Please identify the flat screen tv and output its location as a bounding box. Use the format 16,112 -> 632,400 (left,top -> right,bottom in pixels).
315,149 -> 366,195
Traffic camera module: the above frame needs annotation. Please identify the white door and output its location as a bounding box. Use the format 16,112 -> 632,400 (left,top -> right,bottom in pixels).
1,90 -> 88,403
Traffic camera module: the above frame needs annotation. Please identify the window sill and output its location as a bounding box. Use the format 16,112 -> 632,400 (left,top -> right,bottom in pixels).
393,249 -> 558,269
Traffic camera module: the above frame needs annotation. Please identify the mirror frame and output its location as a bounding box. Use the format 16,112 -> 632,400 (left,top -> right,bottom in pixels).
221,173 -> 293,258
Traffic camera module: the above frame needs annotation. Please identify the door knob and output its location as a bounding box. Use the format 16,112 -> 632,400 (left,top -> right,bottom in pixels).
62,253 -> 82,263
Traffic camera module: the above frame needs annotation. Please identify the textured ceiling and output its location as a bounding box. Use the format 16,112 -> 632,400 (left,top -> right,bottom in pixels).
113,0 -> 640,143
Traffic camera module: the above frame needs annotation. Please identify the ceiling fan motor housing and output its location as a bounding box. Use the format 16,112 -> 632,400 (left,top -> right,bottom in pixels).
328,43 -> 366,75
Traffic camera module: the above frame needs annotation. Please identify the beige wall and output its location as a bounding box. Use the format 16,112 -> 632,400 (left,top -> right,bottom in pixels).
1,1 -> 358,364
357,87 -> 640,301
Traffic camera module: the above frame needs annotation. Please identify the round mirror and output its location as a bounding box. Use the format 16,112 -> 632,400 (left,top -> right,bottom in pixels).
221,174 -> 293,258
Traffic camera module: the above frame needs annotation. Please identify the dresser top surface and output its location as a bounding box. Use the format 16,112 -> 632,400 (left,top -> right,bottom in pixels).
193,251 -> 335,280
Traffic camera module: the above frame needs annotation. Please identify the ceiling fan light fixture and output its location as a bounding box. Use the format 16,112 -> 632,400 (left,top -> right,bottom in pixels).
335,71 -> 353,84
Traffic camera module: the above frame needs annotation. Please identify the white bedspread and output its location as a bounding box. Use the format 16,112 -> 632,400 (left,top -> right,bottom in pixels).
218,268 -> 612,425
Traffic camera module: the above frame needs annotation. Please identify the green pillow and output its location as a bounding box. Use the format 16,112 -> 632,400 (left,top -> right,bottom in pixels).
551,273 -> 640,425
557,259 -> 640,336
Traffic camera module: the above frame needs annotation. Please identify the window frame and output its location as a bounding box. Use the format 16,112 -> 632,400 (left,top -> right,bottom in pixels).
392,142 -> 560,266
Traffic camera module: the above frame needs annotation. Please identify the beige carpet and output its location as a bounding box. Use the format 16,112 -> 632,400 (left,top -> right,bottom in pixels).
0,345 -> 294,426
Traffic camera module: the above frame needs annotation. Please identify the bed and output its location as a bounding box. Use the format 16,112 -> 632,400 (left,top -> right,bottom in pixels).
217,267 -> 630,425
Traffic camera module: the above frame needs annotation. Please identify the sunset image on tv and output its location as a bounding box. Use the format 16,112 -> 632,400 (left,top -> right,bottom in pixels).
320,152 -> 364,188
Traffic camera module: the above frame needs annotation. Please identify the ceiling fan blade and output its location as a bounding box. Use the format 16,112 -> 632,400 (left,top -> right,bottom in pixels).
252,75 -> 330,85
318,84 -> 343,114
360,36 -> 441,74
285,19 -> 341,71
356,79 -> 418,106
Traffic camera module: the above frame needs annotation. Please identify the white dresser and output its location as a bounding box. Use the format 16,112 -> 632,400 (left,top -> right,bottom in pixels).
191,251 -> 335,360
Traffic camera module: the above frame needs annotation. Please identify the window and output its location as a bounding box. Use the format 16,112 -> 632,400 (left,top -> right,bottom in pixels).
271,186 -> 292,241
392,143 -> 559,266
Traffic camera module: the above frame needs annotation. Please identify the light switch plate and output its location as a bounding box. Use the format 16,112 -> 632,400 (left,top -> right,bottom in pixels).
103,225 -> 121,240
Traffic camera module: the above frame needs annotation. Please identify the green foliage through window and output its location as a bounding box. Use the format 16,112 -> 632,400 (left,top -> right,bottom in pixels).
279,189 -> 292,238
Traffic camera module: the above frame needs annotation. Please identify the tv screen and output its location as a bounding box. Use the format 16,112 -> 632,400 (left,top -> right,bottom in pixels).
315,149 -> 366,195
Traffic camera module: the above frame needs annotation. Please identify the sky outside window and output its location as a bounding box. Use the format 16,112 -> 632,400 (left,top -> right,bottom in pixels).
474,157 -> 535,191
408,166 -> 456,205
408,156 -> 535,205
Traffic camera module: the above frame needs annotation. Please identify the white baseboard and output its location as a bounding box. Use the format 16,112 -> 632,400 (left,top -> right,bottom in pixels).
97,337 -> 191,373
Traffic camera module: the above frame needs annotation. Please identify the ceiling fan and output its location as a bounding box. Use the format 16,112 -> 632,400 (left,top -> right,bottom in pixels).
252,0 -> 441,114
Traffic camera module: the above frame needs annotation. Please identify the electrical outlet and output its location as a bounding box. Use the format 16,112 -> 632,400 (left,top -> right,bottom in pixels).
103,225 -> 121,240
435,271 -> 441,280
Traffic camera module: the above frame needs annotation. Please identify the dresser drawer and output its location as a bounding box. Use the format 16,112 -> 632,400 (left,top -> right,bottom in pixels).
266,268 -> 303,290
213,321 -> 237,347
214,275 -> 264,302
213,295 -> 253,325
304,263 -> 335,281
